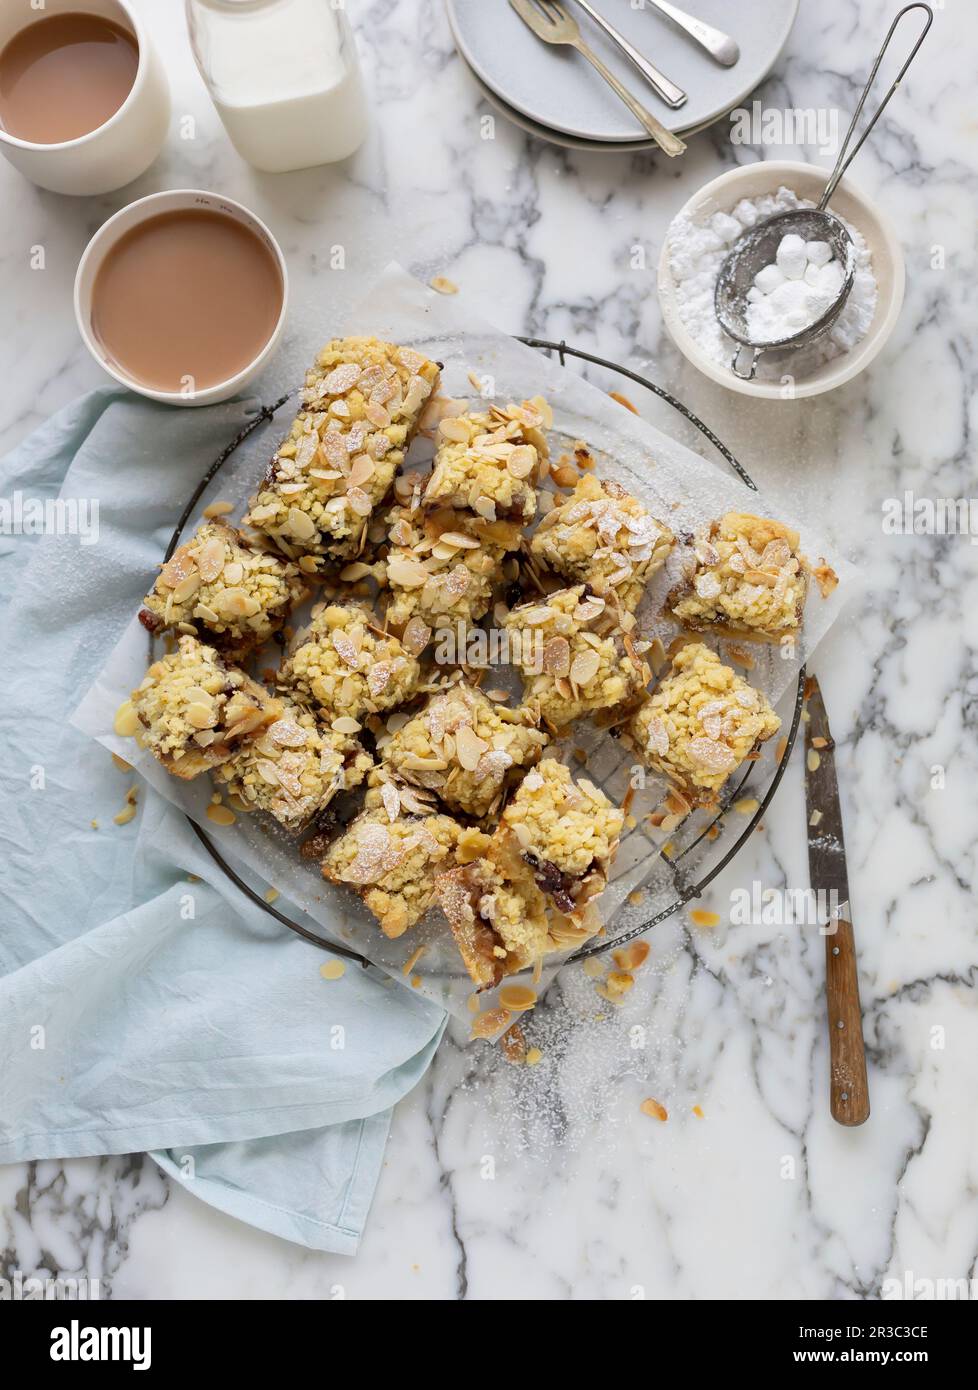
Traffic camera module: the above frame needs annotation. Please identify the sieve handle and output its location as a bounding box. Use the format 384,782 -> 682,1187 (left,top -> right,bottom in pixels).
819,3 -> 933,210
730,345 -> 761,380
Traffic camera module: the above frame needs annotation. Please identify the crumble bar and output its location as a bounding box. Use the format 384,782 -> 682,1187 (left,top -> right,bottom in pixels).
435,829 -> 550,988
626,641 -> 780,806
504,585 -> 648,728
383,503 -> 520,634
501,757 -> 624,913
278,601 -> 422,722
131,634 -> 281,779
215,700 -> 372,833
320,787 -> 461,938
422,399 -> 551,523
669,512 -> 808,643
531,474 -> 675,612
243,337 -> 440,567
378,681 -> 549,820
139,519 -> 308,661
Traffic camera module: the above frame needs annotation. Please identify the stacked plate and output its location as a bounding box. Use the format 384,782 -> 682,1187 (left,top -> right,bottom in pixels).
446,0 -> 799,152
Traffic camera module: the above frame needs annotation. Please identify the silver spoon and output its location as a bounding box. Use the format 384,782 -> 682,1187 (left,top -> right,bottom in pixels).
641,0 -> 739,67
715,3 -> 933,380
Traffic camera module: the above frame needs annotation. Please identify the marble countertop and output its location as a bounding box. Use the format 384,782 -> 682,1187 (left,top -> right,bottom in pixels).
2,0 -> 976,1300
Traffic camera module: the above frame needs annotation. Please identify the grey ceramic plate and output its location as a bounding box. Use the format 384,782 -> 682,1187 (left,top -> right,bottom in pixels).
446,0 -> 799,144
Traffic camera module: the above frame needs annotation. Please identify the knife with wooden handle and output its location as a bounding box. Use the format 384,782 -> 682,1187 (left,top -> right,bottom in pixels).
803,675 -> 870,1126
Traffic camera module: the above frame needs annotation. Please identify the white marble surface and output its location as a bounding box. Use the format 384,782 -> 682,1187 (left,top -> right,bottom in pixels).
2,0 -> 977,1300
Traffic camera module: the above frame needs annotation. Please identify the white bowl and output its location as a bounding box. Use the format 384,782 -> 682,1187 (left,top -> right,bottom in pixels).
74,189 -> 289,407
657,161 -> 905,400
0,0 -> 170,197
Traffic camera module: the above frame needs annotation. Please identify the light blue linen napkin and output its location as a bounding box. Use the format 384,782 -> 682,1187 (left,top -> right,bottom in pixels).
0,388 -> 446,1255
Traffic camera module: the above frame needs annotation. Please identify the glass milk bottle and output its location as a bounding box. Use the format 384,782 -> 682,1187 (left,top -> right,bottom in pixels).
186,0 -> 368,172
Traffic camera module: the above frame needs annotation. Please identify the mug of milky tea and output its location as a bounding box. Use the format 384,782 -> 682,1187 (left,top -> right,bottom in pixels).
74,189 -> 289,406
0,0 -> 170,195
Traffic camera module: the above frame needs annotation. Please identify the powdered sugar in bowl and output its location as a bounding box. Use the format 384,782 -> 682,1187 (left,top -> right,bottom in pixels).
658,162 -> 905,400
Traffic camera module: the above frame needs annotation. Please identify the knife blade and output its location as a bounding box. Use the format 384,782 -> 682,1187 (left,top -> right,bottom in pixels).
804,674 -> 870,1127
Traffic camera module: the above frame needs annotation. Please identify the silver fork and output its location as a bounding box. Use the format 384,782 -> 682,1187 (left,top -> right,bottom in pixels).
509,0 -> 686,157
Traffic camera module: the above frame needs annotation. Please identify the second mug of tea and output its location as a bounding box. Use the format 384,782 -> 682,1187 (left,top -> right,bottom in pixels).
0,0 -> 170,195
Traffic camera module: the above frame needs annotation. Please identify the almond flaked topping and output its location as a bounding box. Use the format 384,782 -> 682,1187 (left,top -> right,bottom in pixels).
348,455 -> 375,489
287,507 -> 316,541
342,821 -> 394,884
194,537 -> 226,583
575,598 -> 606,622
321,363 -> 361,395
400,752 -> 448,772
569,649 -> 601,687
387,555 -> 429,588
332,715 -> 361,734
364,401 -> 391,429
542,636 -> 571,678
438,416 -> 471,443
455,724 -> 490,771
470,1007 -> 512,1040
268,718 -> 307,748
367,662 -> 393,698
430,276 -> 459,295
687,736 -> 737,773
206,803 -> 237,827
346,486 -> 373,517
331,630 -> 361,668
380,782 -> 401,822
203,500 -> 234,518
507,446 -> 536,479
439,531 -> 480,550
401,617 -> 431,655
640,1098 -> 668,1122
171,571 -> 202,605
114,699 -> 141,738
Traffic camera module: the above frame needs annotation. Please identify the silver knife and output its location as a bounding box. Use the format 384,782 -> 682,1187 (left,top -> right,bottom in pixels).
804,674 -> 870,1126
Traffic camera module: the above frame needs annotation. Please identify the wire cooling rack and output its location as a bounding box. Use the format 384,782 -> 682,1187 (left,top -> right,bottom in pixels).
161,338 -> 805,967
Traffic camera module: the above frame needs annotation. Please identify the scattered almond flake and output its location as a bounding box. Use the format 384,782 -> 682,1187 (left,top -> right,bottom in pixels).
484,687 -> 510,703
604,971 -> 634,998
582,958 -> 605,979
692,1105 -> 705,1119
689,908 -> 720,929
807,748 -> 821,772
608,391 -> 639,415
265,887 -> 280,904
814,561 -> 839,598
627,890 -> 645,907
402,944 -> 427,977
550,465 -> 579,488
498,985 -> 537,1013
811,736 -> 828,749
775,735 -> 789,763
206,803 -> 236,827
346,485 -> 373,517
470,1007 -> 512,1039
430,275 -> 459,295
320,960 -> 346,981
525,1047 -> 543,1066
410,975 -> 422,988
499,1022 -> 528,1064
613,940 -> 650,970
809,808 -> 823,827
641,1099 -> 668,1122
90,817 -> 99,830
113,803 -> 137,826
113,700 -> 140,738
733,797 -> 760,815
202,500 -> 234,518
339,561 -> 371,582
111,752 -> 132,773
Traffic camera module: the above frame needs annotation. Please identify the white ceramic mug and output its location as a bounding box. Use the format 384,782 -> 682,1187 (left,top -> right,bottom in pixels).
0,0 -> 170,196
74,188 -> 290,407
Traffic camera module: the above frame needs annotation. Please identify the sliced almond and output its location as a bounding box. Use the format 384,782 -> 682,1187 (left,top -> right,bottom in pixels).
569,649 -> 600,687
508,446 -> 536,480
332,715 -> 361,734
287,507 -> 316,541
387,555 -> 429,588
195,537 -> 227,583
171,571 -> 202,605
455,725 -> 489,771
